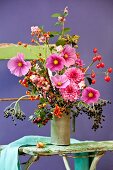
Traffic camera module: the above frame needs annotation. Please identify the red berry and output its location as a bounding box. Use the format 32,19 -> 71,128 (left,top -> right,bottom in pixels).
100,62 -> 105,68
96,63 -> 101,68
91,73 -> 96,78
92,79 -> 96,84
19,80 -> 22,84
93,56 -> 98,62
104,76 -> 111,82
97,55 -> 102,61
31,39 -> 35,43
93,48 -> 98,53
36,118 -> 42,122
108,68 -> 112,73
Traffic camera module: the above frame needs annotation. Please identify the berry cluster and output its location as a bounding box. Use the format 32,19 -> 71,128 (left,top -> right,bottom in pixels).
30,105 -> 53,127
19,59 -> 51,100
72,99 -> 111,131
91,48 -> 112,84
4,104 -> 26,125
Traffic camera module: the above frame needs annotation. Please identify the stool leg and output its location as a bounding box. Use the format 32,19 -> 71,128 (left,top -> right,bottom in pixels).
90,152 -> 105,170
62,156 -> 71,170
24,155 -> 39,170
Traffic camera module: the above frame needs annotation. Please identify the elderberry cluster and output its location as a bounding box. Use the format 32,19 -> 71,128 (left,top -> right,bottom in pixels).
72,99 -> 111,131
4,106 -> 26,125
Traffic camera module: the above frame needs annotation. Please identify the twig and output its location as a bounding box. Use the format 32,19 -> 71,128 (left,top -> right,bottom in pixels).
0,97 -> 35,102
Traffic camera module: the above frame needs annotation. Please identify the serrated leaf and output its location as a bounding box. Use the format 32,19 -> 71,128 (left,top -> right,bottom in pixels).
51,13 -> 61,17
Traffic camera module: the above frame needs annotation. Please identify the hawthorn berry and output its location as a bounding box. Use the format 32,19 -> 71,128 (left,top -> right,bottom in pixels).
31,39 -> 35,43
104,76 -> 111,82
96,63 -> 101,68
93,56 -> 98,62
100,62 -> 105,68
91,72 -> 96,78
92,79 -> 96,84
93,48 -> 98,53
108,68 -> 112,73
97,55 -> 102,61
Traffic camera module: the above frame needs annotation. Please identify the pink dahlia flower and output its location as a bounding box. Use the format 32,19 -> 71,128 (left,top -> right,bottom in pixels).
65,67 -> 84,83
46,54 -> 65,72
59,82 -> 80,102
81,87 -> 100,104
75,58 -> 84,67
7,53 -> 31,77
60,45 -> 77,67
51,74 -> 70,88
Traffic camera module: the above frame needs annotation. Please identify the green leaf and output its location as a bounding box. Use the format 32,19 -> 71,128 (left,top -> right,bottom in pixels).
63,28 -> 71,33
40,98 -> 47,103
51,13 -> 61,18
56,39 -> 66,46
50,31 -> 60,35
49,34 -> 54,38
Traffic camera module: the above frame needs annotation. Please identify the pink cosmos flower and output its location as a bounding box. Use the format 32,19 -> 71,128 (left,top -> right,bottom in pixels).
7,53 -> 31,77
65,67 -> 84,83
59,82 -> 80,102
60,45 -> 77,67
81,87 -> 100,104
46,54 -> 65,72
51,74 -> 70,88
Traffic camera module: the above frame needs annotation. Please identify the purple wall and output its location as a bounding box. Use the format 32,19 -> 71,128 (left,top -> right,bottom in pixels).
0,0 -> 113,169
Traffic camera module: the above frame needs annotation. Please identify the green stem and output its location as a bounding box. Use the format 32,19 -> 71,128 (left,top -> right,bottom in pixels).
61,22 -> 65,37
85,61 -> 94,73
14,95 -> 30,109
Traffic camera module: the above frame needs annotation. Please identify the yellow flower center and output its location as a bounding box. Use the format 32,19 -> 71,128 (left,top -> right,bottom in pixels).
57,82 -> 62,86
88,92 -> 94,98
64,54 -> 68,59
18,62 -> 23,67
53,59 -> 59,65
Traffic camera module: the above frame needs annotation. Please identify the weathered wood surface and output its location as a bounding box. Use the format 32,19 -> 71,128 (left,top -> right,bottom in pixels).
1,141 -> 113,156
0,43 -> 49,60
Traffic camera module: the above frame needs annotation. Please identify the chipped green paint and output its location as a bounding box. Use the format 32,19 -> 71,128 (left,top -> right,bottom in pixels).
18,141 -> 113,156
0,43 -> 50,60
1,141 -> 113,170
1,141 -> 113,156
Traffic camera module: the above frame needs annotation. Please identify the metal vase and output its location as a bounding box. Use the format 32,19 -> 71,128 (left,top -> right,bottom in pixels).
51,113 -> 70,146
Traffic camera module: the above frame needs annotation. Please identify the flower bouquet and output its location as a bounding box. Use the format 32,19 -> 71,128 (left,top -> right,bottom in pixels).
4,7 -> 112,145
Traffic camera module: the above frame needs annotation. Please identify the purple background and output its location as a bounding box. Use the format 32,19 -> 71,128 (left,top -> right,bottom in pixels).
0,0 -> 113,169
